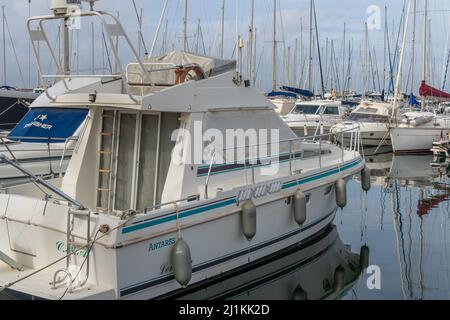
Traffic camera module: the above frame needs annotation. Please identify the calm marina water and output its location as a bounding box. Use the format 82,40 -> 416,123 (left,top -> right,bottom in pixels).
339,153 -> 450,300
2,153 -> 450,300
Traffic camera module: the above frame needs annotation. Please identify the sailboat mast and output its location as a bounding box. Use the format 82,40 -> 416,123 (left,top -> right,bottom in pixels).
410,0 -> 417,94
272,0 -> 277,91
221,0 -> 225,57
293,38 -> 298,86
421,0 -> 428,109
342,22 -> 346,95
383,5 -> 387,99
363,23 -> 368,99
2,5 -> 5,85
248,0 -> 254,82
308,0 -> 313,91
183,0 -> 188,52
312,0 -> 325,97
393,0 -> 412,117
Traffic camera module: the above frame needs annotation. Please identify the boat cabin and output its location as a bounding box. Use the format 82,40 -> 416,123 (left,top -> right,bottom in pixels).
347,102 -> 395,123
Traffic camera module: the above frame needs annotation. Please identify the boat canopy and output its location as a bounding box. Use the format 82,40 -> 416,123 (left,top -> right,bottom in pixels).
8,107 -> 88,143
280,86 -> 314,98
409,94 -> 420,106
146,51 -> 235,77
267,91 -> 298,99
126,51 -> 236,90
419,81 -> 450,100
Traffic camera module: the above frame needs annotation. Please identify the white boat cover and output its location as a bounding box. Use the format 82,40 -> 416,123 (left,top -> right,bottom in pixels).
148,51 -> 236,77
126,51 -> 236,94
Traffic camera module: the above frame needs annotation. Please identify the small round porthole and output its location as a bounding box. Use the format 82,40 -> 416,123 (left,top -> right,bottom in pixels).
370,133 -> 375,136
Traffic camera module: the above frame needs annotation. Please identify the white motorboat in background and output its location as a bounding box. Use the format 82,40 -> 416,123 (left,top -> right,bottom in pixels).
268,92 -> 298,116
390,112 -> 450,154
331,101 -> 396,147
283,100 -> 348,137
0,2 -> 367,300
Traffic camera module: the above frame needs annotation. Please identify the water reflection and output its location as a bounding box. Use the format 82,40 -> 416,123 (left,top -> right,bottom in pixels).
340,152 -> 450,300
168,225 -> 367,300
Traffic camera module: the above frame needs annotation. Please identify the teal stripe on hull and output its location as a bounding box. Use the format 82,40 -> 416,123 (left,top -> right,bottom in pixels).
121,158 -> 362,234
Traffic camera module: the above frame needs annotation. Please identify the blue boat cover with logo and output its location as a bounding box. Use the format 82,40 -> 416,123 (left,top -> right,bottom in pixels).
8,108 -> 88,143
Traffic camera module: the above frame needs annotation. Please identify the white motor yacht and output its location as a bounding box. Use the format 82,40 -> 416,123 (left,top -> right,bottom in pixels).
390,112 -> 450,154
283,100 -> 348,137
331,101 -> 396,147
0,2 -> 367,300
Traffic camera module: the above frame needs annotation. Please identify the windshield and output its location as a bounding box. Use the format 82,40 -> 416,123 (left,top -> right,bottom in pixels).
8,107 -> 88,143
293,105 -> 320,115
323,107 -> 339,115
348,112 -> 389,123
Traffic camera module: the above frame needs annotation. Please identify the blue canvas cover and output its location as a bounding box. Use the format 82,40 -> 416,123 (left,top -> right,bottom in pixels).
8,107 -> 88,143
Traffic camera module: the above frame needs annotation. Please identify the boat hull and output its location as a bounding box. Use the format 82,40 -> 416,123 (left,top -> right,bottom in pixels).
331,122 -> 391,147
0,157 -> 364,300
390,127 -> 450,154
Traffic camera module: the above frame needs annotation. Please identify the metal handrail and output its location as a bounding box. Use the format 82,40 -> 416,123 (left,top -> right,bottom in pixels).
216,123 -> 361,154
143,194 -> 200,214
0,135 -> 73,142
202,125 -> 362,202
0,154 -> 84,209
204,150 -> 216,200
27,11 -> 148,103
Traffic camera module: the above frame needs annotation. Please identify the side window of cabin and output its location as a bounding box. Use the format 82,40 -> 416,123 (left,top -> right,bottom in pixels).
96,110 -> 180,213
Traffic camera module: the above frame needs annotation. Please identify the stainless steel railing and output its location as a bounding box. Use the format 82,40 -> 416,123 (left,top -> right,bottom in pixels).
202,124 -> 362,200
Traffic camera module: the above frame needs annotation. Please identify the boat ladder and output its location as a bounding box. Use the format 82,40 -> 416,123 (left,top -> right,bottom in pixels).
96,110 -> 118,212
52,208 -> 92,292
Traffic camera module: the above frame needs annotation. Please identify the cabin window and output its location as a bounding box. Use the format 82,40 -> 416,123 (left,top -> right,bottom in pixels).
114,114 -> 138,211
155,113 -> 181,204
96,110 -> 180,213
322,107 -> 339,115
348,113 -> 389,123
136,114 -> 160,211
293,105 -> 319,115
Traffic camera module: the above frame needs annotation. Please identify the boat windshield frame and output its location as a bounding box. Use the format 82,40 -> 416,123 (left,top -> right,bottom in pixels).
292,104 -> 321,115
347,112 -> 390,123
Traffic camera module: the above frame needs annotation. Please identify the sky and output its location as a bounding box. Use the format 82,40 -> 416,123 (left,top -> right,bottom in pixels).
1,0 -> 450,94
